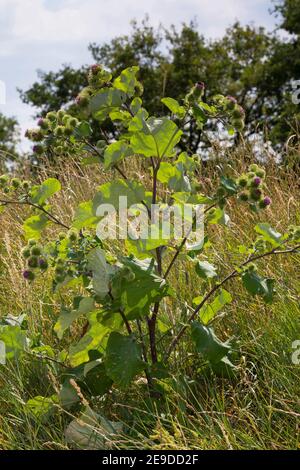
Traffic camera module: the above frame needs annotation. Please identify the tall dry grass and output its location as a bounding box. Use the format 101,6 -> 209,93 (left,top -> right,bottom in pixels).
0,146 -> 299,449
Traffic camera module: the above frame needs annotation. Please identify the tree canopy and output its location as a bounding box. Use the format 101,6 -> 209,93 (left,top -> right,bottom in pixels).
0,113 -> 20,170
1,0 -> 298,166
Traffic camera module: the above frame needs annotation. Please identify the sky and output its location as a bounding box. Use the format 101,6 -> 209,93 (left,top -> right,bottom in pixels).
0,0 -> 278,151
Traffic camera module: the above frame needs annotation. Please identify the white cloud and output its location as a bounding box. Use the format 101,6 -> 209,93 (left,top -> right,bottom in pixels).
1,0 -> 275,49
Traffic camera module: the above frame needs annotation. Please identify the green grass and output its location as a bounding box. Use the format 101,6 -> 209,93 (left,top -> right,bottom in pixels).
0,157 -> 299,450
0,297 -> 299,449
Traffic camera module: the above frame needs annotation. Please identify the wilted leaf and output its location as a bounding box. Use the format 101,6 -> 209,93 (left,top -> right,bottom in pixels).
255,223 -> 284,247
195,260 -> 218,279
65,406 -> 123,450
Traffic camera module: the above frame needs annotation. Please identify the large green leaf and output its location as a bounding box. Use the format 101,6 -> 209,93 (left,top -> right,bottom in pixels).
125,226 -> 168,258
74,121 -> 92,138
93,179 -> 145,214
191,321 -> 230,363
161,97 -> 185,118
242,270 -> 275,303
23,214 -> 49,240
157,162 -> 175,184
0,325 -> 27,361
130,117 -> 182,158
105,332 -> 144,388
173,192 -> 213,205
83,360 -> 113,396
220,176 -> 238,195
157,162 -> 191,192
72,200 -> 99,229
104,141 -> 133,169
90,88 -> 126,120
30,178 -> 61,205
207,207 -> 230,226
109,109 -> 131,122
113,66 -> 139,96
26,395 -> 58,420
60,358 -> 112,407
209,355 -> 238,378
130,97 -> 142,114
54,297 -> 95,340
69,322 -> 110,367
112,257 -> 172,319
196,289 -> 232,324
192,104 -> 207,127
176,152 -> 196,173
128,108 -> 149,133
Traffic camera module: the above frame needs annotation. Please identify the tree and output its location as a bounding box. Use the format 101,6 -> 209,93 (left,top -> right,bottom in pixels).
267,0 -> 300,148
18,65 -> 88,117
273,0 -> 300,35
0,113 -> 20,170
19,9 -> 300,155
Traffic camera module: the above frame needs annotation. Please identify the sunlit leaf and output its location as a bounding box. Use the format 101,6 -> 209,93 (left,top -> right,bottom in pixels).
30,178 -> 61,205
104,141 -> 133,169
161,97 -> 185,118
130,117 -> 182,158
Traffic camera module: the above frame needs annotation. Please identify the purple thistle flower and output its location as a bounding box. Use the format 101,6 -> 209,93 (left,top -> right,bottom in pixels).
37,118 -> 44,127
252,188 -> 262,198
263,196 -> 271,206
253,177 -> 261,187
195,81 -> 205,90
38,258 -> 48,270
91,64 -> 100,75
23,270 -> 33,280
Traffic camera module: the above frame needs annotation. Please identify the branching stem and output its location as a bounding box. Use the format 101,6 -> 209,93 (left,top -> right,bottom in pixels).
165,244 -> 300,360
0,198 -> 70,230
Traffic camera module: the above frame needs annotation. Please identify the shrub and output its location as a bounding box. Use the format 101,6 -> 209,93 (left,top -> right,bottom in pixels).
0,66 -> 299,411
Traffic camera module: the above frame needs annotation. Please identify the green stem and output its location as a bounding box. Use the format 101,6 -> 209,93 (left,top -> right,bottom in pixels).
0,198 -> 70,230
165,243 -> 300,360
163,203 -> 216,279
